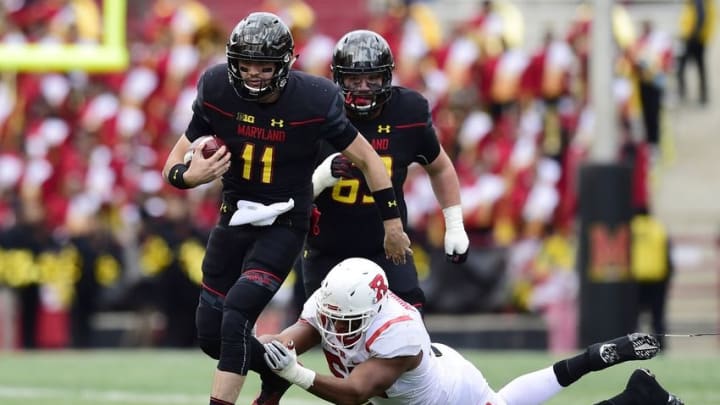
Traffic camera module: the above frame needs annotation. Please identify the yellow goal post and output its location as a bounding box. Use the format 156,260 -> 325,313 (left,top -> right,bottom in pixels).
0,0 -> 129,73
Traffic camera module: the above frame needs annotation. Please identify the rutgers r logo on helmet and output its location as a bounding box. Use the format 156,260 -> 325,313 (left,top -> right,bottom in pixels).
226,12 -> 295,101
368,273 -> 388,302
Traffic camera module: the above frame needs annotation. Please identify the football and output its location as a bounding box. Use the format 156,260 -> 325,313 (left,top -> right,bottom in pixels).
184,135 -> 226,165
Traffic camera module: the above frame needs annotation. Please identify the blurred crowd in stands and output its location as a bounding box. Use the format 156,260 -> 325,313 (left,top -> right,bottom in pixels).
0,0 -> 714,351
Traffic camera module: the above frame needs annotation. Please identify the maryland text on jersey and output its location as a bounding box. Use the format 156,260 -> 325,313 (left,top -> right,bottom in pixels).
237,123 -> 287,142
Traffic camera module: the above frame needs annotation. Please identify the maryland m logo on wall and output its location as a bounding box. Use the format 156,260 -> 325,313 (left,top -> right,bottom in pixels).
588,223 -> 631,282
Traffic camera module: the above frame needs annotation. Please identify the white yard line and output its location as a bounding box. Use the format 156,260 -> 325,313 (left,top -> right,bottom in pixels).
0,386 -> 320,404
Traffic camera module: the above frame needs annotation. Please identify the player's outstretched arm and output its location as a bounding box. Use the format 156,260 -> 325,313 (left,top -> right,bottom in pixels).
309,356 -> 418,405
264,339 -> 419,405
341,133 -> 412,264
251,322 -> 321,404
257,320 -> 321,355
424,148 -> 469,263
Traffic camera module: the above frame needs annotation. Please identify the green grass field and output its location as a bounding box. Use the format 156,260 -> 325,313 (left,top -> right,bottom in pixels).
0,349 -> 717,404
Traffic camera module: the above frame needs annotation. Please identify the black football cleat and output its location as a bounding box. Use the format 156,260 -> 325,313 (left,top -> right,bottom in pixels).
668,394 -> 686,405
626,368 -> 684,405
589,333 -> 660,370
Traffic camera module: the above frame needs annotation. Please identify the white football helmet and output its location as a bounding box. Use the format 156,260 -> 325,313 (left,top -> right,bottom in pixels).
315,258 -> 389,349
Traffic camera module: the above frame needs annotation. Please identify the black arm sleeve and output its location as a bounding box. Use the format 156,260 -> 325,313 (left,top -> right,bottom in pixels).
320,91 -> 358,152
415,104 -> 442,166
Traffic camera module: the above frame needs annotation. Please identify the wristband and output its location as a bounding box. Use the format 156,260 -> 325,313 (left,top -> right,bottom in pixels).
372,187 -> 401,220
293,365 -> 316,390
168,163 -> 191,189
442,205 -> 465,230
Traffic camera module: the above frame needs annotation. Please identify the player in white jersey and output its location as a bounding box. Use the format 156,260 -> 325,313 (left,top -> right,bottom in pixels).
258,258 -> 683,405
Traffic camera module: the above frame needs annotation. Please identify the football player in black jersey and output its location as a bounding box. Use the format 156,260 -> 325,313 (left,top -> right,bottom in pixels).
302,30 -> 470,312
161,13 -> 412,405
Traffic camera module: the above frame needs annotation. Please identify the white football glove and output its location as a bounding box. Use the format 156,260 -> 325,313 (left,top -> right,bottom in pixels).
263,340 -> 315,390
312,152 -> 342,198
443,205 -> 469,263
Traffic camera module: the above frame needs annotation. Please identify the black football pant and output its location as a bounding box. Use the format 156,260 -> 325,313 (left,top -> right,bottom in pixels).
196,221 -> 306,375
301,248 -> 426,311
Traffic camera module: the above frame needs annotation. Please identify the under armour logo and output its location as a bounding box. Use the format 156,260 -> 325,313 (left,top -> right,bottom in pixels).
271,118 -> 284,127
387,200 -> 397,208
221,203 -> 228,213
377,125 -> 391,133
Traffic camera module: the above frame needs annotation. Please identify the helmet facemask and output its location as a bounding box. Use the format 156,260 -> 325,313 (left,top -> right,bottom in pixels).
227,54 -> 294,100
336,69 -> 392,117
316,303 -> 377,350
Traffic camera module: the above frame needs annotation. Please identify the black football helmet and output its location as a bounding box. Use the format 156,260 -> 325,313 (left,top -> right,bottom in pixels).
331,30 -> 394,116
226,12 -> 294,101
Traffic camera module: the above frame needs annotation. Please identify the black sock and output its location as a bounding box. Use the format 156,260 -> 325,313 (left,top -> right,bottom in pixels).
586,335 -> 625,371
552,350 -> 592,387
210,397 -> 234,405
554,334 -> 639,387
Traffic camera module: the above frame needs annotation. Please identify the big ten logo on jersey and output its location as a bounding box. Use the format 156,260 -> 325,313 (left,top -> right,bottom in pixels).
236,112 -> 255,124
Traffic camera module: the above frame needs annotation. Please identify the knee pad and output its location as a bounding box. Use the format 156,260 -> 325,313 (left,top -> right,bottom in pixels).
224,271 -> 279,323
395,287 -> 427,314
196,290 -> 224,359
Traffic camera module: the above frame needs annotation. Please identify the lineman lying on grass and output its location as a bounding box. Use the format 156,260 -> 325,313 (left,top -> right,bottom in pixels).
251,257 -> 682,405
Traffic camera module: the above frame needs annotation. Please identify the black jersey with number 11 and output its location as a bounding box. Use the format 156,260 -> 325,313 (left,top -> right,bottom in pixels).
185,64 -> 359,223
